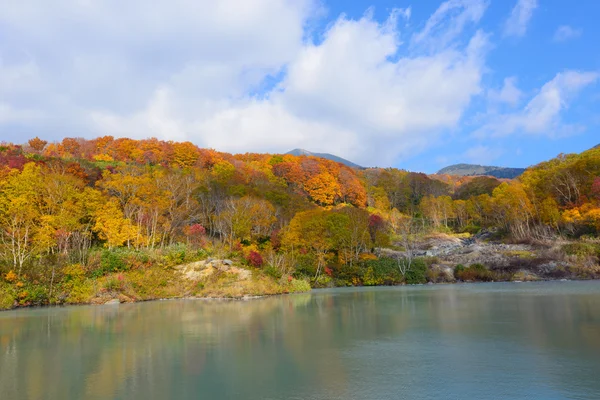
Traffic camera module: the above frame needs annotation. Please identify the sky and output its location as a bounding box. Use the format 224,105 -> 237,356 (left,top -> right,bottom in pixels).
1,0 -> 599,173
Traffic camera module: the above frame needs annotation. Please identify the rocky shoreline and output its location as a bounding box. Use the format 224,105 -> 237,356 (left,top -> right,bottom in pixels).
381,232 -> 600,282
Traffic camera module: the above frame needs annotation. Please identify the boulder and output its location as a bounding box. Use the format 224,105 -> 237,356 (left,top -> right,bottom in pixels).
217,263 -> 230,272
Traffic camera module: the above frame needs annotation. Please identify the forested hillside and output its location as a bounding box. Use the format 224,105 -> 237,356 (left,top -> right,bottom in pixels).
1,136 -> 599,309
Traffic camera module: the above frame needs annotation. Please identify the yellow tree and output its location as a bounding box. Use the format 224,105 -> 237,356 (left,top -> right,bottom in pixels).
0,163 -> 44,276
283,209 -> 333,280
93,198 -> 138,249
491,182 -> 535,239
216,196 -> 276,248
420,195 -> 454,228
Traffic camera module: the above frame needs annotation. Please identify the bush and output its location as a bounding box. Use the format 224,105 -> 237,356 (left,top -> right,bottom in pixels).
455,263 -> 495,282
404,258 -> 427,284
287,278 -> 311,293
63,264 -> 86,282
60,264 -> 93,304
91,250 -> 127,277
461,224 -> 481,234
3,270 -> 18,283
562,243 -> 600,258
454,264 -> 466,276
263,265 -> 282,279
165,244 -> 189,266
17,284 -> 48,306
361,257 -> 403,285
102,275 -> 125,292
293,253 -> 318,278
247,251 -> 264,268
0,283 -> 15,310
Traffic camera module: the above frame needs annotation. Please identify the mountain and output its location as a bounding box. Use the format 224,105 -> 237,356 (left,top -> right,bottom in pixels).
286,149 -> 363,169
437,163 -> 526,179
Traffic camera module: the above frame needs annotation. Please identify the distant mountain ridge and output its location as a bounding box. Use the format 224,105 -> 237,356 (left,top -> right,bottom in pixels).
437,163 -> 526,179
286,149 -> 363,169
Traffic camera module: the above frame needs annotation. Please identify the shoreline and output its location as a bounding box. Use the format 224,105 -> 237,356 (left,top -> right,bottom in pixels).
3,276 -> 598,313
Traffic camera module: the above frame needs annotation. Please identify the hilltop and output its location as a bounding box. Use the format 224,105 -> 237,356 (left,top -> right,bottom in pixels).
437,163 -> 526,179
286,149 -> 363,169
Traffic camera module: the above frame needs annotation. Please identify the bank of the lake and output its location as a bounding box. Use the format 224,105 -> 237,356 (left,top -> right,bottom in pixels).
2,238 -> 600,312
0,257 -> 311,311
2,281 -> 600,400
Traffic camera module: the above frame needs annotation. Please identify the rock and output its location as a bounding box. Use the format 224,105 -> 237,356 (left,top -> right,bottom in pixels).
230,267 -> 251,280
118,294 -> 133,303
105,299 -> 120,305
217,263 -> 230,272
441,267 -> 455,281
223,259 -> 233,266
538,261 -> 558,274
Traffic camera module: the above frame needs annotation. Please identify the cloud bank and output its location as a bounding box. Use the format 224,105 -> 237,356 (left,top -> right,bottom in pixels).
0,0 -> 597,167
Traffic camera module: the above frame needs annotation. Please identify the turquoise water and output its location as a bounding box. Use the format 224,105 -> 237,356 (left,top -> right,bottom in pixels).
1,281 -> 600,399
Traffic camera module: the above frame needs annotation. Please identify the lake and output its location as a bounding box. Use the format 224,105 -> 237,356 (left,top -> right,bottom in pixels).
1,281 -> 600,400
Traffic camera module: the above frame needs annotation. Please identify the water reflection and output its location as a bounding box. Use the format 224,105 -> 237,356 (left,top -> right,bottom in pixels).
1,282 -> 600,400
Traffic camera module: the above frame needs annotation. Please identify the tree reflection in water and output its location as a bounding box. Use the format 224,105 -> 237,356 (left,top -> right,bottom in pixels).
1,282 -> 600,400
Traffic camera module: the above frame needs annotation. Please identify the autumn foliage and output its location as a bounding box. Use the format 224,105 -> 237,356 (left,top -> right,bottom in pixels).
0,136 -> 599,307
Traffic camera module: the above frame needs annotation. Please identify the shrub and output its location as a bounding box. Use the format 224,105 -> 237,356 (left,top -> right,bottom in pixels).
287,278 -> 311,293
461,224 -> 481,234
63,264 -> 86,282
247,251 -> 264,268
362,258 -> 403,285
263,265 -> 282,279
562,243 -> 600,258
454,264 -> 466,276
455,263 -> 495,282
102,276 -> 124,292
60,264 -> 93,304
91,250 -> 127,277
362,267 -> 383,286
294,253 -> 318,277
0,283 -> 15,310
165,244 -> 189,266
17,284 -> 48,306
404,258 -> 427,284
3,270 -> 18,283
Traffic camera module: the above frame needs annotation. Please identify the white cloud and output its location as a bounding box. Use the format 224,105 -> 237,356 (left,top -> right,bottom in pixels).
92,11 -> 489,165
0,1 -> 492,166
553,25 -> 582,42
488,77 -> 522,106
476,71 -> 599,137
504,0 -> 538,38
412,0 -> 488,50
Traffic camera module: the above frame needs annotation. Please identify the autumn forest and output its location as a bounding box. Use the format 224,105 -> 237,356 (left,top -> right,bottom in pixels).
1,136 -> 599,310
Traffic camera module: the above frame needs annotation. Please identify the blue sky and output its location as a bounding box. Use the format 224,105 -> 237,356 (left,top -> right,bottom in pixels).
1,0 -> 599,173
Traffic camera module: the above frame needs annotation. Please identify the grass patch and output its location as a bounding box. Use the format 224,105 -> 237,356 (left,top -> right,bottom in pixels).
503,250 -> 537,259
